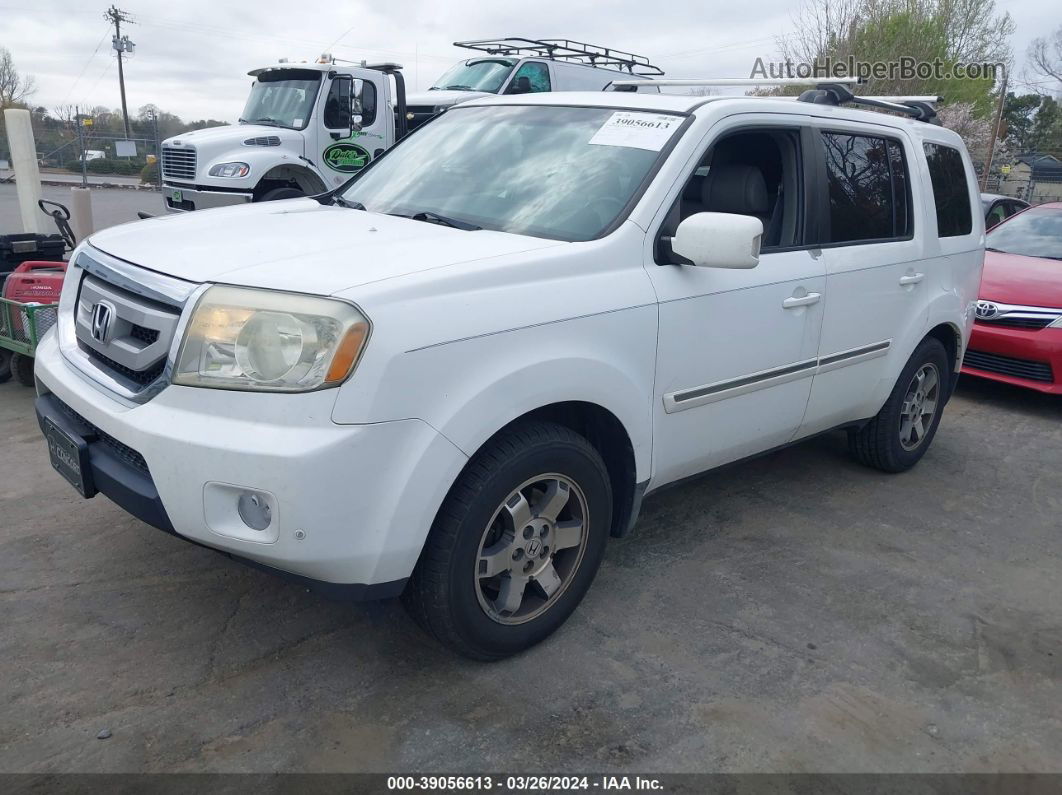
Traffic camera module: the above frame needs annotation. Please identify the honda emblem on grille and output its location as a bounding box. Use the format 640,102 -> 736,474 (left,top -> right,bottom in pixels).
975,300 -> 1000,320
90,301 -> 115,343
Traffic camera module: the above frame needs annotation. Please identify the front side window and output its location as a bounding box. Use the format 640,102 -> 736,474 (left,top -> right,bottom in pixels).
241,69 -> 321,130
341,105 -> 683,242
323,78 -> 378,129
986,207 -> 1062,260
924,143 -> 972,237
821,132 -> 910,243
430,58 -> 516,93
507,62 -> 551,94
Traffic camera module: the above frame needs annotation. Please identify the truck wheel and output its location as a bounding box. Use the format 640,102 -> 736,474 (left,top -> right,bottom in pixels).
848,337 -> 950,473
257,187 -> 304,202
10,352 -> 35,387
0,349 -> 11,383
403,420 -> 612,660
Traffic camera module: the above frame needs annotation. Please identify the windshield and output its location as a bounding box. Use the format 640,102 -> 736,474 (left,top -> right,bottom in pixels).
430,58 -> 516,93
986,206 -> 1062,260
240,69 -> 321,130
340,105 -> 683,242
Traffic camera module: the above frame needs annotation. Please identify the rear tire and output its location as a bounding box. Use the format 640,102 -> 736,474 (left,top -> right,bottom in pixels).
0,349 -> 10,384
257,187 -> 304,202
10,352 -> 34,387
849,337 -> 950,473
403,420 -> 613,660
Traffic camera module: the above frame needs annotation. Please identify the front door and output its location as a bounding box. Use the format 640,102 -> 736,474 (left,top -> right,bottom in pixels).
318,70 -> 391,188
646,118 -> 826,486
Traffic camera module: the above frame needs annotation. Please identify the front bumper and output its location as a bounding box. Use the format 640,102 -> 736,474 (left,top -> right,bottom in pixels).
33,332 -> 469,597
961,322 -> 1062,394
162,182 -> 252,213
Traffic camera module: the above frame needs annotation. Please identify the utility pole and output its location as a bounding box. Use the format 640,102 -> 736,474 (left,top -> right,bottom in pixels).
982,68 -> 1008,192
105,5 -> 135,140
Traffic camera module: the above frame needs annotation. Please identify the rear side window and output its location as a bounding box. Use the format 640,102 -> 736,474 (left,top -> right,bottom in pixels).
821,132 -> 911,243
924,143 -> 972,237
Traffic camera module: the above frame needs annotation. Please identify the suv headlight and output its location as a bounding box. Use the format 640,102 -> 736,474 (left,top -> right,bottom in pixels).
208,162 -> 250,178
174,286 -> 370,392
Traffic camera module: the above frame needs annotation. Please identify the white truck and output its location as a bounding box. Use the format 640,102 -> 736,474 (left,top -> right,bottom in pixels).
37,81 -> 983,659
159,39 -> 662,212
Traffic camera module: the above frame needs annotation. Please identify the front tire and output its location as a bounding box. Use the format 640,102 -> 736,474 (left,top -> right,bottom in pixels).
849,337 -> 950,473
403,421 -> 613,660
257,187 -> 304,202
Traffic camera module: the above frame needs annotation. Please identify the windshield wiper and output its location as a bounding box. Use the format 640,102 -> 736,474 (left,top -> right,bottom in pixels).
332,196 -> 364,210
443,85 -> 475,91
395,210 -> 481,231
246,117 -> 286,128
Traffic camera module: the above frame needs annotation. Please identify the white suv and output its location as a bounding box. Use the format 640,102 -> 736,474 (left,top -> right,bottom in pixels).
34,90 -> 984,659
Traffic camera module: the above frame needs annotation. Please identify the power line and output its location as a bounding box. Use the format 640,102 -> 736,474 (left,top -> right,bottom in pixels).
60,27 -> 111,106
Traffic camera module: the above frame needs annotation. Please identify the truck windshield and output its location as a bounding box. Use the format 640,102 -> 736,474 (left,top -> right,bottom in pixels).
240,69 -> 321,130
430,59 -> 516,92
340,105 -> 683,242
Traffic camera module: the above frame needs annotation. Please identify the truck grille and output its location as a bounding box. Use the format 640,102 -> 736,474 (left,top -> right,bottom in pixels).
161,145 -> 197,181
964,349 -> 1054,383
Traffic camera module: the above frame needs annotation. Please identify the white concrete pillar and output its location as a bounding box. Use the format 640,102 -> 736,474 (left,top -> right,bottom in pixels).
70,187 -> 94,242
3,108 -> 45,234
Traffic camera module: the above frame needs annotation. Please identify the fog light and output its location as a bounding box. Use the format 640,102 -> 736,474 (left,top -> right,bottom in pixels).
237,491 -> 272,531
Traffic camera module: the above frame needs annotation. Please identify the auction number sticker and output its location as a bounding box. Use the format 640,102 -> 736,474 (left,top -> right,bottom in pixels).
588,111 -> 681,151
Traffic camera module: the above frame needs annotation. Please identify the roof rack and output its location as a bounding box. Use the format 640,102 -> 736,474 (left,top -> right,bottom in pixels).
453,38 -> 664,75
607,77 -> 940,123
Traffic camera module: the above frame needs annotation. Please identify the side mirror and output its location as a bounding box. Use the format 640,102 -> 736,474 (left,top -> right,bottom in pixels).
351,113 -> 363,132
669,212 -> 762,269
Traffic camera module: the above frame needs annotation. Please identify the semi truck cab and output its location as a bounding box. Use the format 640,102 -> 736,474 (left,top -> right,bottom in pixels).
160,57 -> 406,212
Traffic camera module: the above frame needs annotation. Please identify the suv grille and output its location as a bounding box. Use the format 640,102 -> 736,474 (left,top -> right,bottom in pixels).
161,145 -> 196,180
54,397 -> 150,476
74,274 -> 181,393
964,349 -> 1054,382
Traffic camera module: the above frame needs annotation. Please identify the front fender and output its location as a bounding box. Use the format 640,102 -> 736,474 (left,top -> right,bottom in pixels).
333,305 -> 658,483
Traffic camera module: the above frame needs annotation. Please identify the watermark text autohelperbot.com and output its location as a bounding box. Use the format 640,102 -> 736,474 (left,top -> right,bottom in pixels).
750,56 -> 1003,81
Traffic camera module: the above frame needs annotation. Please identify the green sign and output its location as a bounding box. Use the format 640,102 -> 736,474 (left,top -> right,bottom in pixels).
323,142 -> 370,173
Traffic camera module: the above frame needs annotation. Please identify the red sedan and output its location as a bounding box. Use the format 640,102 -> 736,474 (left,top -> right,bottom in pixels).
962,201 -> 1062,393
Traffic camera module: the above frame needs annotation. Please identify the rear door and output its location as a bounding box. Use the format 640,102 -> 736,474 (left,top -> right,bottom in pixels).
799,123 -> 929,436
318,69 -> 392,187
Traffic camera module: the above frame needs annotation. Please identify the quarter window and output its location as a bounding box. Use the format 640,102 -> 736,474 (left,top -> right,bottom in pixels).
923,143 -> 972,237
821,133 -> 911,243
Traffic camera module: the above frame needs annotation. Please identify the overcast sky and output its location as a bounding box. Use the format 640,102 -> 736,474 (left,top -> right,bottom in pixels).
2,0 -> 1057,123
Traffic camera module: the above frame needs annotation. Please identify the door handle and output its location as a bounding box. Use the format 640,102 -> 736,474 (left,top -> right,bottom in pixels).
899,273 -> 925,286
783,292 -> 821,309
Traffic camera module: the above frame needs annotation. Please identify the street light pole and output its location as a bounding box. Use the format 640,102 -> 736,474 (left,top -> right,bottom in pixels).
105,5 -> 134,140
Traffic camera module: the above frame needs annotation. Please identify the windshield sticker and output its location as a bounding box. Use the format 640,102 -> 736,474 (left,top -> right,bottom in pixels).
293,118 -> 303,127
589,112 -> 681,151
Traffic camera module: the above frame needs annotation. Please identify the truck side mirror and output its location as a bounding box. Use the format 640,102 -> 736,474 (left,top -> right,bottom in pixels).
668,212 -> 762,268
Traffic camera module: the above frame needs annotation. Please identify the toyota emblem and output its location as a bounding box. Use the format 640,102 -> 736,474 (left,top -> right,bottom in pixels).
975,300 -> 1000,320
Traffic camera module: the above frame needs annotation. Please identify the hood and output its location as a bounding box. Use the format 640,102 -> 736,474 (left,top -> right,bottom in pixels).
406,89 -> 492,108
980,249 -> 1062,308
86,198 -> 563,295
163,124 -> 305,154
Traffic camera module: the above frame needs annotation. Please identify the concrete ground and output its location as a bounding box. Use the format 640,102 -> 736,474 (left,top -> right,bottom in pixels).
1,183 -> 163,237
0,375 -> 1059,773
